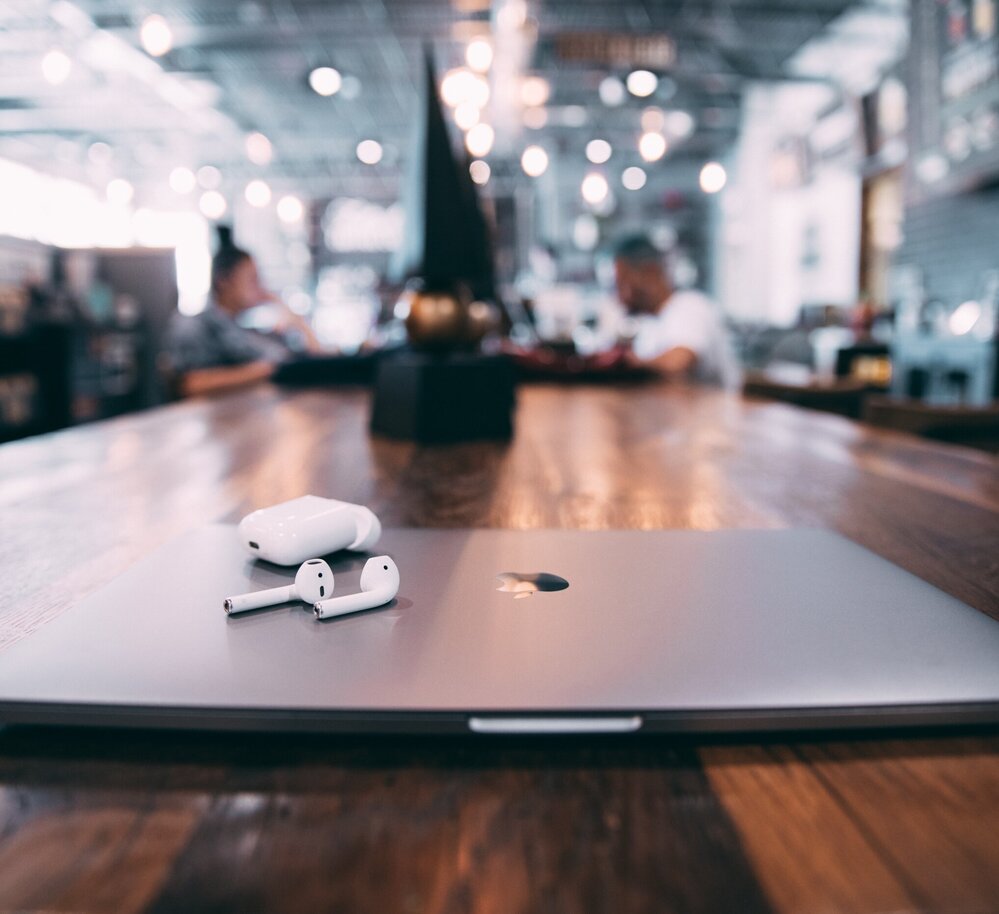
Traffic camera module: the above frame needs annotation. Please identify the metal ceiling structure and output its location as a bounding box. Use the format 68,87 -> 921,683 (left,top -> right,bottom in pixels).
0,0 -> 902,204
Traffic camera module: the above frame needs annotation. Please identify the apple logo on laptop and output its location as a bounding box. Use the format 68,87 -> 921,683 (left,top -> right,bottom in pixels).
496,572 -> 570,599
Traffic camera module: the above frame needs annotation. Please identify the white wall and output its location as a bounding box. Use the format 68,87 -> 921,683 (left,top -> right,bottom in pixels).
716,83 -> 862,326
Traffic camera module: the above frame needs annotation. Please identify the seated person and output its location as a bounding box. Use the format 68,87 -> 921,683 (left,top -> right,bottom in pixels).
166,227 -> 321,397
612,234 -> 739,386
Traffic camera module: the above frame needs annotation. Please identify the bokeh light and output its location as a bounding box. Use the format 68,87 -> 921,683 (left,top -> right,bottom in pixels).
622,166 -> 647,190
627,70 -> 658,97
309,67 -> 342,97
699,161 -> 727,193
521,145 -> 549,177
639,132 -> 667,162
140,15 -> 173,57
244,179 -> 272,207
581,172 -> 609,205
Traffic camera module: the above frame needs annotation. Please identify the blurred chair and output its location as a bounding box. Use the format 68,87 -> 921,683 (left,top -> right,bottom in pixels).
862,395 -> 999,453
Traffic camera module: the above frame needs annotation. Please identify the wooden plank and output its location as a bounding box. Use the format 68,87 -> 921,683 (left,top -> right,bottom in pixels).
0,729 -> 774,914
796,739 -> 999,910
703,737 -> 999,913
0,788 -> 200,913
704,742 -> 919,914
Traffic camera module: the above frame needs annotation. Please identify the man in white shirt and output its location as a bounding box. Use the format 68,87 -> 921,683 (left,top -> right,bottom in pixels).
613,234 -> 739,386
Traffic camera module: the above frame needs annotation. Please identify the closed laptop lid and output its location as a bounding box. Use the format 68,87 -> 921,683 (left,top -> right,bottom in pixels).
0,526 -> 997,734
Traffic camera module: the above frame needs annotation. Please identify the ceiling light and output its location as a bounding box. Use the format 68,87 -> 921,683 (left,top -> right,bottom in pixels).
277,195 -> 305,224
465,123 -> 494,157
440,69 -> 468,106
521,145 -> 549,177
466,39 -> 493,73
469,160 -> 491,185
599,76 -> 625,107
454,102 -> 480,131
665,110 -> 696,139
356,139 -> 383,165
699,161 -> 727,193
638,132 -> 667,162
197,165 -> 221,189
199,190 -> 227,219
627,70 -> 658,98
139,14 -> 173,57
581,172 -> 609,205
523,107 -> 548,129
521,76 -> 550,107
441,68 -> 489,108
622,166 -> 647,190
245,132 -> 273,165
106,179 -> 134,205
641,107 -> 665,132
169,166 -> 196,194
41,49 -> 72,86
244,179 -> 272,207
309,66 -> 342,97
586,139 -> 612,164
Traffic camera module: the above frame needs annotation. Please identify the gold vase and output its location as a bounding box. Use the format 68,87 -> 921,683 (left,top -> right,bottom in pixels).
405,290 -> 468,350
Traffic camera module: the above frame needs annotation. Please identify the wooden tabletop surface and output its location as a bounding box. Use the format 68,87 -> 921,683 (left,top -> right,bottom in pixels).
0,381 -> 997,914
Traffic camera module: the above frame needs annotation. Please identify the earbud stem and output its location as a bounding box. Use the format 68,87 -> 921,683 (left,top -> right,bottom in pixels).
313,589 -> 393,620
223,584 -> 296,615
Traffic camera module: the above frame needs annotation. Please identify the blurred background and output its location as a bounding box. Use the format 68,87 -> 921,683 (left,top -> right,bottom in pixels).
1,0 -> 998,444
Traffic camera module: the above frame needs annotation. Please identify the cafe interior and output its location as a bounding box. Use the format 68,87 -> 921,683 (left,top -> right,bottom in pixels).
0,1 -> 997,912
1,0 -> 998,438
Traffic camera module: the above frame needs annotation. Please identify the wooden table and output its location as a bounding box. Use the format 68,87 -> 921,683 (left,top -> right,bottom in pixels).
0,382 -> 997,913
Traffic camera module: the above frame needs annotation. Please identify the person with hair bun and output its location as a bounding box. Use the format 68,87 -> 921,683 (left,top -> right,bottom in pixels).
165,226 -> 321,397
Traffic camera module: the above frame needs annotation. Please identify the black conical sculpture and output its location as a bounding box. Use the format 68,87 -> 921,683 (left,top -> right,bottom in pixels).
373,49 -> 513,444
391,49 -> 495,301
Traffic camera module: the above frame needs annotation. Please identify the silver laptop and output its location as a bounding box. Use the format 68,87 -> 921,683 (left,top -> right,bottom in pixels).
0,526 -> 997,734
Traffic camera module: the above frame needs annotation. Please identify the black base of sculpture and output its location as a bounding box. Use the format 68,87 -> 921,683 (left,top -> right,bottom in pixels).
370,352 -> 516,443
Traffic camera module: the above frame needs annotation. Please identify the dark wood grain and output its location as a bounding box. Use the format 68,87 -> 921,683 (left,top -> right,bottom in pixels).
704,735 -> 999,913
0,381 -> 997,913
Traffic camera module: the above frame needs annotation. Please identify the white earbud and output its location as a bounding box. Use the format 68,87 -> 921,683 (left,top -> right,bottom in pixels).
224,559 -> 333,615
313,556 -> 399,620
